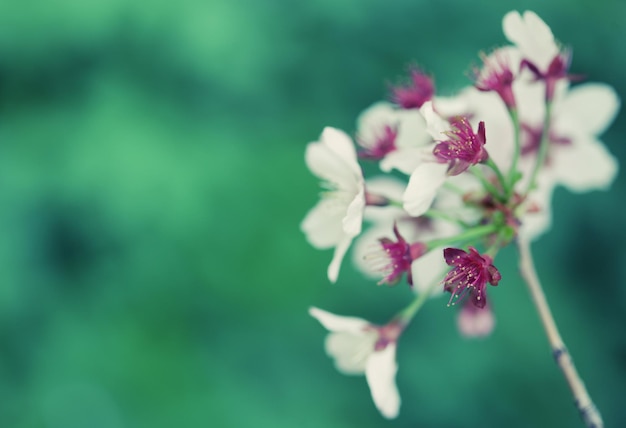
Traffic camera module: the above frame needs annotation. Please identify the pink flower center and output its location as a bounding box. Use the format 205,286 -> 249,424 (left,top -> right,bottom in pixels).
443,247 -> 501,308
521,122 -> 572,164
358,125 -> 398,160
433,118 -> 488,175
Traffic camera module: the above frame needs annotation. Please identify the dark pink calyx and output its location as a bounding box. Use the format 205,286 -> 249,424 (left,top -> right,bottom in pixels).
443,246 -> 501,309
390,67 -> 434,109
372,320 -> 405,351
433,117 -> 488,175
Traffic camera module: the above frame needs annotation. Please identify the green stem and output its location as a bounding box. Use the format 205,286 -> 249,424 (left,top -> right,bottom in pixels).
525,101 -> 553,196
396,277 -> 442,323
486,157 -> 509,197
470,166 -> 505,201
443,181 -> 466,195
426,223 -> 498,250
423,209 -> 469,228
507,107 -> 521,194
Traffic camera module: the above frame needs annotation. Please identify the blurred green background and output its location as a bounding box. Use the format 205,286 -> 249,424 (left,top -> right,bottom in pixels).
1,0 -> 625,427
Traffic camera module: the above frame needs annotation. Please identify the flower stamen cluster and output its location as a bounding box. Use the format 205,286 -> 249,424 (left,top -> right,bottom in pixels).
443,247 -> 501,308
434,117 -> 488,175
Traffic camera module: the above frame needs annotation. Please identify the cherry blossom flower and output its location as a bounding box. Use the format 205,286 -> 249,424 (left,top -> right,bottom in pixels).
522,82 -> 620,193
389,66 -> 434,109
356,102 -> 431,174
433,117 -> 488,175
368,224 -> 427,286
443,247 -> 501,308
472,47 -> 520,109
448,72 -> 619,240
352,177 -> 457,293
309,307 -> 403,419
502,10 -> 560,76
301,127 -> 366,283
403,102 -> 490,216
402,103 -> 451,216
503,10 -> 573,102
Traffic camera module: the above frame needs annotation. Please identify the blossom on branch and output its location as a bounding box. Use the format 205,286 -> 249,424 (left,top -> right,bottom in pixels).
352,177 -> 457,293
309,307 -> 403,419
301,127 -> 366,283
403,102 -> 490,216
356,102 -> 431,174
472,47 -> 520,109
366,223 -> 427,286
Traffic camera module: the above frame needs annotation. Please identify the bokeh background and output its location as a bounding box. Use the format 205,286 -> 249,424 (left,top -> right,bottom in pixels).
1,0 -> 625,427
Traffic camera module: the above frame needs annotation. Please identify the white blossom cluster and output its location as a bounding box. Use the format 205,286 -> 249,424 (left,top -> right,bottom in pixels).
301,10 -> 619,419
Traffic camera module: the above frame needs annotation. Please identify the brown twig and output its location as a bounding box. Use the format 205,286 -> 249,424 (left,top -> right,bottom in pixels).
517,236 -> 603,428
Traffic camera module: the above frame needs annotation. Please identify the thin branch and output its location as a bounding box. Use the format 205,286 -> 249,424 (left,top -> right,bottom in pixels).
517,237 -> 603,428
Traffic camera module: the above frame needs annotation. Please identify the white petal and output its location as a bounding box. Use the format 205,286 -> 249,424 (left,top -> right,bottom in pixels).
380,148 -> 424,174
351,224 -> 391,279
410,250 -> 447,295
518,177 -> 555,241
433,90 -> 473,118
325,331 -> 377,375
305,128 -> 361,190
309,307 -> 370,333
365,345 -> 400,419
420,101 -> 449,139
364,176 -> 407,204
551,139 -> 618,192
301,199 -> 345,248
503,10 -> 558,71
342,188 -> 365,236
556,83 -> 620,136
502,11 -> 524,43
320,127 -> 361,176
403,163 -> 448,216
394,109 -> 430,150
328,235 -> 353,283
520,206 -> 553,242
356,102 -> 398,143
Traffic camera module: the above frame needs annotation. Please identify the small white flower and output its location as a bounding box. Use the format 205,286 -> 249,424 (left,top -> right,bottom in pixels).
502,10 -> 560,73
301,127 -> 366,283
356,102 -> 431,174
352,177 -> 457,292
543,83 -> 620,192
309,307 -> 402,419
